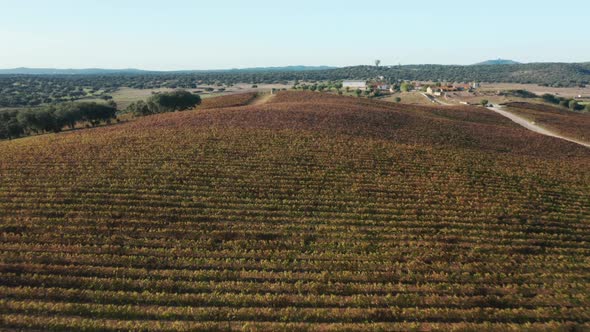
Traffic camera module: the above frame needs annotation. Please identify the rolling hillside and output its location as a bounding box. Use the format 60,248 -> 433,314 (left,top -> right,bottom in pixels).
504,102 -> 590,143
0,92 -> 589,331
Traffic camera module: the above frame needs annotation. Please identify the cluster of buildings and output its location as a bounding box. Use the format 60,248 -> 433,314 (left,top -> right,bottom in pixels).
342,80 -> 481,95
342,80 -> 369,90
342,80 -> 393,92
426,83 -> 480,96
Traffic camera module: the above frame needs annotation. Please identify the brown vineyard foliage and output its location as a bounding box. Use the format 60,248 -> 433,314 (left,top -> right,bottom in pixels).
0,91 -> 588,330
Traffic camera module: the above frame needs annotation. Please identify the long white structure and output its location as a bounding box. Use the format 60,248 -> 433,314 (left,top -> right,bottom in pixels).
342,80 -> 367,90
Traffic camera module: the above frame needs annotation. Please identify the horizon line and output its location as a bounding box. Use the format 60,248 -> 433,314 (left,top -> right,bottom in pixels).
2,60 -> 590,72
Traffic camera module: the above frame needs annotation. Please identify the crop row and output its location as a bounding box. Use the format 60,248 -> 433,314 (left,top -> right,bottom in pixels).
2,299 -> 589,323
3,314 -> 585,332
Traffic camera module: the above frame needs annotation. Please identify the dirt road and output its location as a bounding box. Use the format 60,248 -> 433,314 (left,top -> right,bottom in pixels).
247,92 -> 275,106
420,93 -> 452,106
488,105 -> 590,148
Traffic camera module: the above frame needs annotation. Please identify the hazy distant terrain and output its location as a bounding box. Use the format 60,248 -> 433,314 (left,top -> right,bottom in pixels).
0,66 -> 336,75
326,63 -> 590,87
1,62 -> 589,85
475,59 -> 521,65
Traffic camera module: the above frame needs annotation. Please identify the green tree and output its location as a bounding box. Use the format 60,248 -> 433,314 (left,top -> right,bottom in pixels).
585,104 -> 590,113
394,97 -> 401,103
54,104 -> 81,129
148,90 -> 201,113
75,102 -> 118,126
17,108 -> 58,133
16,110 -> 38,133
126,100 -> 152,116
541,93 -> 559,104
480,99 -> 489,106
0,111 -> 24,139
400,82 -> 412,92
568,99 -> 578,110
559,99 -> 570,108
355,89 -> 362,97
5,118 -> 24,139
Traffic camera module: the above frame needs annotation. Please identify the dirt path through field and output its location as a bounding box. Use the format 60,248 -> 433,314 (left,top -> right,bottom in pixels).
247,93 -> 275,106
488,105 -> 590,148
420,93 -> 452,106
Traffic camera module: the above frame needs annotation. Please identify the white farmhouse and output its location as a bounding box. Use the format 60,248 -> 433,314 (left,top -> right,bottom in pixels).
426,86 -> 444,97
373,82 -> 390,91
343,80 -> 367,90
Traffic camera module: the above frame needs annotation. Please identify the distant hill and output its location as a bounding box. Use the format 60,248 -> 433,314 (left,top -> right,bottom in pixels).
0,67 -> 151,75
0,66 -> 337,75
317,62 -> 590,87
475,59 -> 521,65
218,66 -> 336,73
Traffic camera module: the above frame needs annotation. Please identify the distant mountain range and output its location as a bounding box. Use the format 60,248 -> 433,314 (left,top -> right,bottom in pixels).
222,66 -> 336,72
1,62 -> 589,88
475,59 -> 521,65
0,66 -> 337,75
4,61 -> 588,75
0,68 -> 149,75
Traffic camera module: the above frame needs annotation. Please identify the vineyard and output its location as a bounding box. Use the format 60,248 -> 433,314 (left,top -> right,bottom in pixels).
0,91 -> 589,331
197,93 -> 258,110
504,102 -> 590,144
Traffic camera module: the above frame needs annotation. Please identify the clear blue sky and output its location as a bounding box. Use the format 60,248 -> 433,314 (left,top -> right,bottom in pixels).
1,0 -> 588,70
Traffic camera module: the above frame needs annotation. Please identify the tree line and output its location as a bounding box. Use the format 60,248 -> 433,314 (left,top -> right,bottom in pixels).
0,102 -> 118,140
541,93 -> 590,112
0,90 -> 202,140
124,90 -> 201,116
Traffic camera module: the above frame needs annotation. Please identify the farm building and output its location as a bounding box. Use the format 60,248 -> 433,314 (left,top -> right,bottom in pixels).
440,86 -> 459,92
427,85 -> 462,96
370,82 -> 390,91
426,86 -> 443,96
343,80 -> 367,90
454,84 -> 472,91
